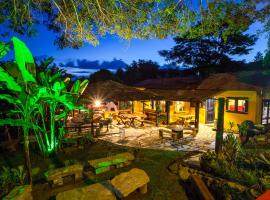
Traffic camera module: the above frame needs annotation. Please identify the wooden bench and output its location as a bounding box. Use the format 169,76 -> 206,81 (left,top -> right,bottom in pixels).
88,152 -> 135,174
190,174 -> 215,200
44,164 -> 83,187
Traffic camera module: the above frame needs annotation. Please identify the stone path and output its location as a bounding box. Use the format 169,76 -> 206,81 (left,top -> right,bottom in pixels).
99,124 -> 222,152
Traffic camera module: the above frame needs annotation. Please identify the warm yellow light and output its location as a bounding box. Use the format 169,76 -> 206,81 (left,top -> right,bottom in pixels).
94,100 -> 101,107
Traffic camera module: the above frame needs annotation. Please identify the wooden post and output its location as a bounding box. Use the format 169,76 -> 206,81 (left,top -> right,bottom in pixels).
132,101 -> 134,113
215,98 -> 225,154
156,101 -> 159,126
166,101 -> 171,125
195,102 -> 200,132
142,101 -> 145,113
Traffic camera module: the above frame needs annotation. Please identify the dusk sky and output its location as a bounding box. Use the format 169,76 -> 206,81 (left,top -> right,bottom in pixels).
1,21 -> 268,76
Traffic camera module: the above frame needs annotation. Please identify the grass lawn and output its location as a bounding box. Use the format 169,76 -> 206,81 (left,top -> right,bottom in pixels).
0,140 -> 188,200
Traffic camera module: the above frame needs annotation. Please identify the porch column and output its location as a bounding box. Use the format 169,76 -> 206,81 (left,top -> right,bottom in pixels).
215,98 -> 225,154
166,101 -> 171,125
118,101 -> 121,110
132,101 -> 134,113
155,101 -> 159,126
195,102 -> 200,132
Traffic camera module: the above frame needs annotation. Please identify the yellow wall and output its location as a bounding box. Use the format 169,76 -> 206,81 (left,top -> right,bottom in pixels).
134,101 -> 144,112
199,108 -> 206,124
169,101 -> 194,123
215,90 -> 262,131
133,91 -> 262,130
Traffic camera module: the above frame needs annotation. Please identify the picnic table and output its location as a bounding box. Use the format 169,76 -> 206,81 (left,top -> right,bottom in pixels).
179,114 -> 195,126
119,114 -> 138,127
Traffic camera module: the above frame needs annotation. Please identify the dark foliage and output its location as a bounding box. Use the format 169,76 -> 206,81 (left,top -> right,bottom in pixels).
159,32 -> 257,76
89,69 -> 119,83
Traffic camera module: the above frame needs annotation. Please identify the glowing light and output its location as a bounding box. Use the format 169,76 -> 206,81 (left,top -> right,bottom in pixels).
94,100 -> 101,107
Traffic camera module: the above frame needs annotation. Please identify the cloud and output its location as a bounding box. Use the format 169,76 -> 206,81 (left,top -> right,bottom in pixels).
60,58 -> 127,70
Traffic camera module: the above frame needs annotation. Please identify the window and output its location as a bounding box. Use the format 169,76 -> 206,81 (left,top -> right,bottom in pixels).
226,98 -> 248,113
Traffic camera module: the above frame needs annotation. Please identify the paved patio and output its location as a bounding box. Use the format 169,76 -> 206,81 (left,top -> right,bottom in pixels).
98,123 -> 221,152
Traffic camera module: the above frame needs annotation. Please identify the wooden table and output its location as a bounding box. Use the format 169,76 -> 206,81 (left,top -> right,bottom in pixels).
119,114 -> 138,127
179,114 -> 195,126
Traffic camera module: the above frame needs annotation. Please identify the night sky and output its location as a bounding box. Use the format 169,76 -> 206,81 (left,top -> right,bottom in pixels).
1,21 -> 268,76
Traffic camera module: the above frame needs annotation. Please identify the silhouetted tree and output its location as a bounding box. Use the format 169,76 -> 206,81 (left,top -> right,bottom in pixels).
89,69 -> 117,83
254,52 -> 264,62
121,60 -> 160,85
264,38 -> 270,68
159,30 -> 257,76
115,68 -> 125,82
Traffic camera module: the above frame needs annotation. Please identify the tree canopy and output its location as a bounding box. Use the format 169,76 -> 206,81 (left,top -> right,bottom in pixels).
159,31 -> 257,73
0,0 -> 269,48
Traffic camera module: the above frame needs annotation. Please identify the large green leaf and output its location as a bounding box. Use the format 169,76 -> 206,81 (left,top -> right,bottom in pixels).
53,81 -> 65,96
11,37 -> 36,83
55,112 -> 67,121
0,119 -> 43,132
49,72 -> 62,83
0,94 -> 21,105
78,80 -> 89,95
0,67 -> 22,92
70,80 -> 81,94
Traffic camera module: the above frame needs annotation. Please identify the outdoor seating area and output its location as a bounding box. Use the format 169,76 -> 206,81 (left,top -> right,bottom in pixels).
1,2 -> 270,200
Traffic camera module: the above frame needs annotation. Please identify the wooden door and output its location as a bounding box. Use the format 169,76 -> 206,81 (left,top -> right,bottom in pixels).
206,99 -> 215,123
262,100 -> 270,125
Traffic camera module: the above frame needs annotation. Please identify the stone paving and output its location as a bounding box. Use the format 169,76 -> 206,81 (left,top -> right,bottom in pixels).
98,123 -> 229,152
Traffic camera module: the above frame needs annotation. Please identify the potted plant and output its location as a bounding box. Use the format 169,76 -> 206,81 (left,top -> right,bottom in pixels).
238,122 -> 249,144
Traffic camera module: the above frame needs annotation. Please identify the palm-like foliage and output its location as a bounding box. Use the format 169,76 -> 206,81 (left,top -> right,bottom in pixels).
0,37 -> 88,183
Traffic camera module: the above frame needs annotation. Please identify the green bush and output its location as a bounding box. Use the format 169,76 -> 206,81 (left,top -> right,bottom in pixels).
0,165 -> 26,197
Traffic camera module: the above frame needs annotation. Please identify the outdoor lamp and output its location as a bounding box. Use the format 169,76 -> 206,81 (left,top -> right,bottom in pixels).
94,100 -> 101,107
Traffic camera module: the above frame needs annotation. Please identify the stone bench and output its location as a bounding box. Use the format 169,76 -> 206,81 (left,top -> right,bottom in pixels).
44,164 -> 83,187
56,168 -> 150,200
3,185 -> 32,200
110,168 -> 150,197
88,152 -> 135,174
56,182 -> 116,200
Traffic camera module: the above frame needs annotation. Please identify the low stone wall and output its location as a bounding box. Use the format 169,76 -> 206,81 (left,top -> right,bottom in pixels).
178,164 -> 258,199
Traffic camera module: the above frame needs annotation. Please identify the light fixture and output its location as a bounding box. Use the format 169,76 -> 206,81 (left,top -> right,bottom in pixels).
94,100 -> 101,107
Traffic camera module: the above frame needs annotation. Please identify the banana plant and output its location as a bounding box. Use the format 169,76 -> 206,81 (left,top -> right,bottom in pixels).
33,58 -> 89,156
0,37 -> 88,183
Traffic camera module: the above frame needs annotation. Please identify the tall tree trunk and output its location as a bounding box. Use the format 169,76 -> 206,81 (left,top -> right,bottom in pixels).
23,127 -> 32,184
